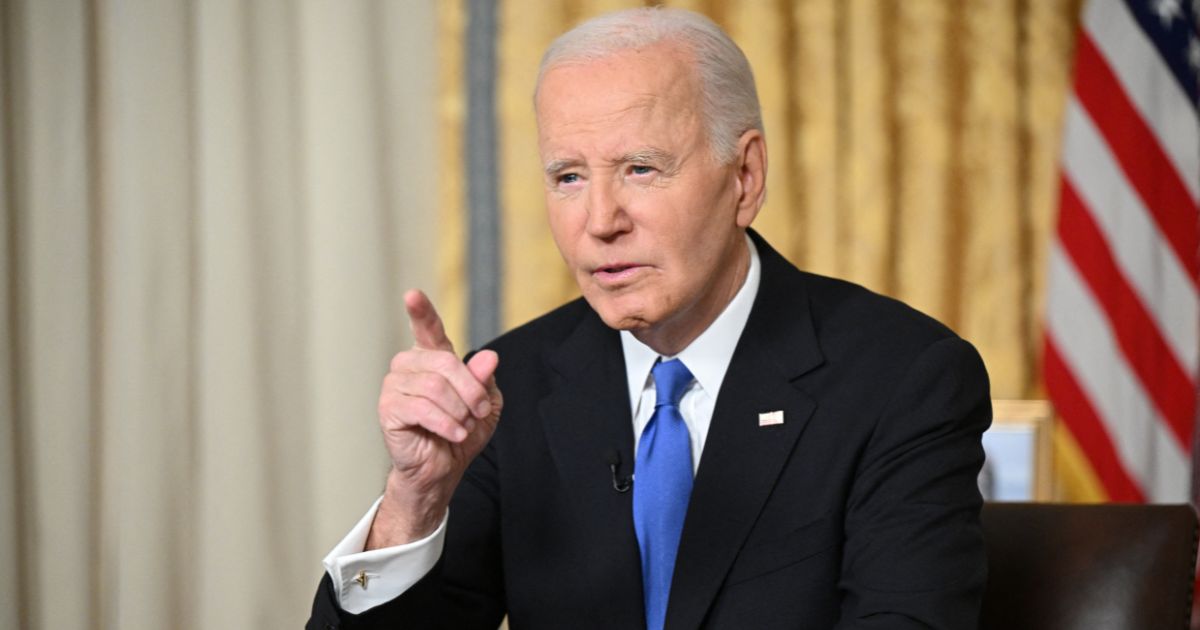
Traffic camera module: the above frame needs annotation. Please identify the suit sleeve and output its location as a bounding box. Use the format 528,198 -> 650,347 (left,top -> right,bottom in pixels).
306,443 -> 507,630
835,336 -> 991,630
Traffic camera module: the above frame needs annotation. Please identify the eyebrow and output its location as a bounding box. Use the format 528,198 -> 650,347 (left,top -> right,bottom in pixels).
542,147 -> 679,178
543,158 -> 581,178
617,148 -> 675,167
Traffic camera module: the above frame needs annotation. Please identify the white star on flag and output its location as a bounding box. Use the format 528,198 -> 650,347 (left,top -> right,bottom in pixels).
1156,0 -> 1183,25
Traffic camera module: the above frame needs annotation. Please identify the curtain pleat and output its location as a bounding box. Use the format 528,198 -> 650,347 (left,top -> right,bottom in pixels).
497,0 -> 575,330
438,0 -> 469,347
892,0 -> 951,316
0,1 -> 19,625
9,1 -> 101,628
791,0 -> 839,277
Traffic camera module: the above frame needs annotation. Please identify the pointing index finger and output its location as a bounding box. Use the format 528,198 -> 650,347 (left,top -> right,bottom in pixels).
405,289 -> 455,352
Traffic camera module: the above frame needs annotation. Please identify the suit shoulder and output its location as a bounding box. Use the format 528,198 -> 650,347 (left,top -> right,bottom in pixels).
798,272 -> 961,355
789,271 -> 990,428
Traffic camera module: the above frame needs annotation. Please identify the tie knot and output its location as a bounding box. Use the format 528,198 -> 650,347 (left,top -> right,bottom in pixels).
652,358 -> 693,408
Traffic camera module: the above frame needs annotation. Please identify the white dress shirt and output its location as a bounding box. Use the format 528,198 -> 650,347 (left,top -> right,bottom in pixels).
324,235 -> 761,614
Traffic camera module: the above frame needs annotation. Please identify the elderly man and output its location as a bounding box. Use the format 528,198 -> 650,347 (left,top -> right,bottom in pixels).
308,7 -> 989,630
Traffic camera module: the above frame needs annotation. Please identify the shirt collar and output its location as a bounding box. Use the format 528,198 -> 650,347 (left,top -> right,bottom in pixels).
619,233 -> 761,411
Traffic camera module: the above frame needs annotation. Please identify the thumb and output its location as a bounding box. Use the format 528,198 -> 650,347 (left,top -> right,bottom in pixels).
466,350 -> 500,387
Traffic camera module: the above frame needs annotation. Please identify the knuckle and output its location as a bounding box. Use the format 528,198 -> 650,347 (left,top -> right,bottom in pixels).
431,351 -> 460,373
410,397 -> 442,426
416,372 -> 448,396
416,398 -> 461,435
389,351 -> 410,372
377,394 -> 401,424
383,396 -> 429,428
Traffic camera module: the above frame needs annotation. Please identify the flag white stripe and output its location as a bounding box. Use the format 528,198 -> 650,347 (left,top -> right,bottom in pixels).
1147,415 -> 1192,501
1046,245 -> 1191,499
1061,99 -> 1200,377
1084,0 -> 1200,202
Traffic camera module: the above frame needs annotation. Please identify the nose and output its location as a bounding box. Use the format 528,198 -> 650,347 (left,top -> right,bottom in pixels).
584,178 -> 632,240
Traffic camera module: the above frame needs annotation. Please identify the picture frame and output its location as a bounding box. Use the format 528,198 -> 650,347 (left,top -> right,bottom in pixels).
979,399 -> 1054,501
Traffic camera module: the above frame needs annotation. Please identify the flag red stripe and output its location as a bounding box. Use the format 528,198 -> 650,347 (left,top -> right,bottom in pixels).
1043,336 -> 1146,502
1057,177 -> 1197,450
1072,32 -> 1200,290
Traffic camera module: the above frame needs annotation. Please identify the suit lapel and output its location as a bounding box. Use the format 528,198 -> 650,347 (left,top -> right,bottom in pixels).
537,311 -> 646,625
668,232 -> 826,630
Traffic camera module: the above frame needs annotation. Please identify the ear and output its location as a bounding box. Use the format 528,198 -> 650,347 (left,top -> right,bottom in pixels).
731,129 -> 767,228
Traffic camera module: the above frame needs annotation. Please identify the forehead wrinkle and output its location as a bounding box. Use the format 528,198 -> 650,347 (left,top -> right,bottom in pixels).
543,92 -> 695,154
551,93 -> 661,133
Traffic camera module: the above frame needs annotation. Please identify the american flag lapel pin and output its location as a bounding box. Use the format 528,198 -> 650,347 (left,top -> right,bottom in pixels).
758,410 -> 784,426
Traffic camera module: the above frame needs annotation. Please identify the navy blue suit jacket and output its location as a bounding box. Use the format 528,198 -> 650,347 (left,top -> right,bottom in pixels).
309,231 -> 991,629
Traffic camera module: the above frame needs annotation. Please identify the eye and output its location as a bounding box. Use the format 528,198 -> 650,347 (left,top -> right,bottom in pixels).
629,165 -> 654,176
557,173 -> 581,185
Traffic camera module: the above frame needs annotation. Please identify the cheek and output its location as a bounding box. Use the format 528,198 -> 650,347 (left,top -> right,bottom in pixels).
652,217 -> 736,295
657,216 -> 717,267
546,202 -> 581,260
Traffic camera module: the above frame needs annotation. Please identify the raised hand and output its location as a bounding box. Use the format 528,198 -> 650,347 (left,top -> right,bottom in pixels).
366,290 -> 503,548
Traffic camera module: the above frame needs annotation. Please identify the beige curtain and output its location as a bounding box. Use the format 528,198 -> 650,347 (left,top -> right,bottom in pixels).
439,0 -> 1103,499
0,1 -> 440,628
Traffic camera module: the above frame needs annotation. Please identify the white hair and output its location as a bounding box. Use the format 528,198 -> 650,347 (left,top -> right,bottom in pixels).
535,7 -> 763,164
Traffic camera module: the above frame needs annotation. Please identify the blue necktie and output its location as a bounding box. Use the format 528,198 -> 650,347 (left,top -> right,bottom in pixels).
633,358 -> 695,630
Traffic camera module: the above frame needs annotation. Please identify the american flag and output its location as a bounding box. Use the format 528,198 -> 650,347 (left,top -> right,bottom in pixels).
1043,0 -> 1198,511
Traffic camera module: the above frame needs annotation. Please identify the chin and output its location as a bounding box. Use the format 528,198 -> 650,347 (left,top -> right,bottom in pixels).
586,294 -> 654,332
595,307 -> 651,332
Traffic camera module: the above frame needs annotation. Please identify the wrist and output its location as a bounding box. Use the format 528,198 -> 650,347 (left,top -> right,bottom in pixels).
365,469 -> 449,548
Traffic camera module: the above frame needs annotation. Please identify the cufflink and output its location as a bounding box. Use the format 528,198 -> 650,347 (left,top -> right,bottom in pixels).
353,570 -> 369,589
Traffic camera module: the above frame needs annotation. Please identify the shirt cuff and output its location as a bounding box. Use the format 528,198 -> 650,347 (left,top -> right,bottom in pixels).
322,496 -> 448,614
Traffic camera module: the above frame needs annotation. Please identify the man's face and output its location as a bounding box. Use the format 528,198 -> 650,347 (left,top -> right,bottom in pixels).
536,43 -> 761,351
